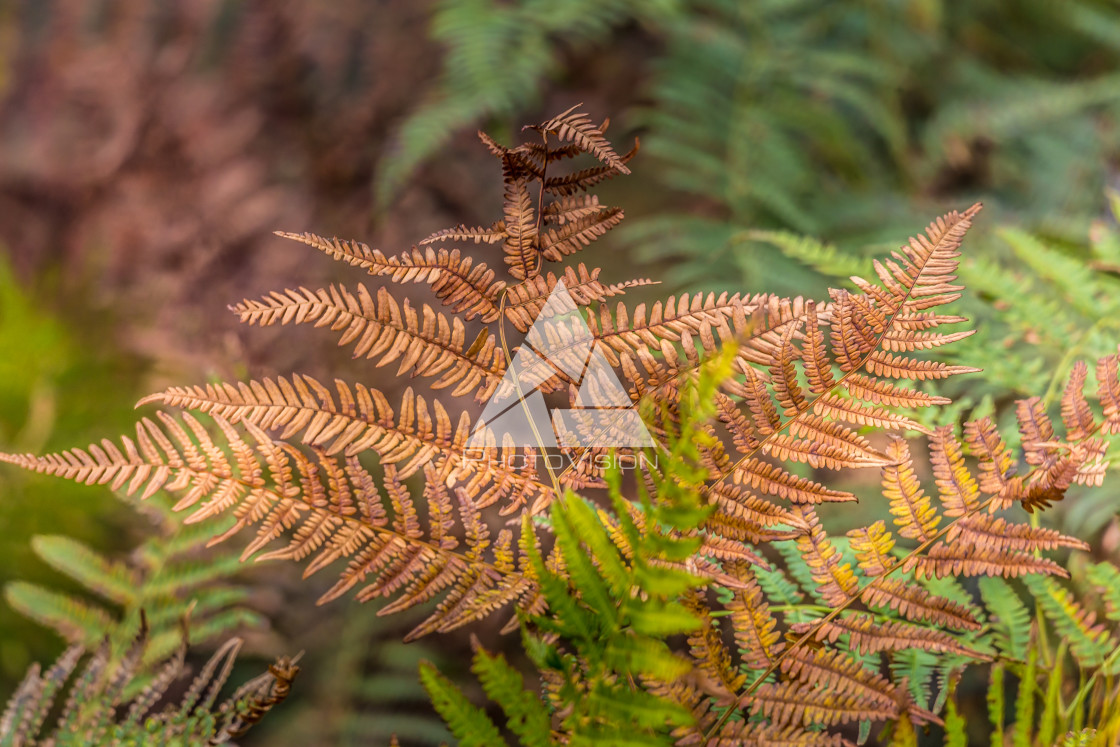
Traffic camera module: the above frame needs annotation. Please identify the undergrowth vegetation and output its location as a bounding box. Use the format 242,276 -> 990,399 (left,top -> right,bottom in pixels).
2,107 -> 1120,746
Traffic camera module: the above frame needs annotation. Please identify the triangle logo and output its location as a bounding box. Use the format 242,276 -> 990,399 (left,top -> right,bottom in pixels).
468,280 -> 654,449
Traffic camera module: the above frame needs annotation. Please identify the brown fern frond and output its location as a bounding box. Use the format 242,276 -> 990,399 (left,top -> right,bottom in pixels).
542,140 -> 640,196
1098,349 -> 1120,434
419,221 -> 507,246
863,351 -> 979,380
768,330 -> 806,415
539,207 -> 625,261
949,514 -> 1089,553
859,578 -> 982,631
962,416 -> 1016,501
541,194 -> 606,223
501,162 -> 539,280
588,292 -> 768,363
0,417 -> 540,639
911,542 -> 1068,579
733,459 -> 856,504
528,104 -> 629,173
274,230 -> 383,271
231,285 -> 504,400
799,301 -> 834,394
370,246 -> 506,321
749,679 -> 897,728
1062,360 -> 1097,441
762,433 -> 885,471
841,373 -> 950,408
277,232 -> 505,322
502,265 -> 656,333
137,376 -> 574,506
789,612 -> 985,659
707,484 -> 806,540
812,393 -> 931,435
779,648 -> 901,714
880,328 -> 975,352
1017,397 -> 1059,467
695,206 -> 984,521
518,140 -> 588,163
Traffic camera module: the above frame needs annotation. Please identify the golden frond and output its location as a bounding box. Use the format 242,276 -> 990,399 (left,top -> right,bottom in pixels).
794,508 -> 860,605
847,521 -> 895,577
928,425 -> 980,517
685,592 -> 746,694
726,563 -> 784,671
881,437 -> 940,542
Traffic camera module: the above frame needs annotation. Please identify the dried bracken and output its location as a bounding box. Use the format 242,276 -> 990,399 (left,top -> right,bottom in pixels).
5,106 -> 1119,742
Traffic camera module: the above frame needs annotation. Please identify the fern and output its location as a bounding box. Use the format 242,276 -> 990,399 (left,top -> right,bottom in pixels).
0,616 -> 296,746
3,107 -> 1120,743
4,495 -> 262,683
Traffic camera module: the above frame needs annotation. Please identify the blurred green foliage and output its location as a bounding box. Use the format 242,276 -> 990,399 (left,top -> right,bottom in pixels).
0,253 -> 145,689
4,494 -> 265,699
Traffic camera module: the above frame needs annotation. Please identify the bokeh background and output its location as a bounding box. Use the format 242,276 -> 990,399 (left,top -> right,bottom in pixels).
2,1 -> 1120,744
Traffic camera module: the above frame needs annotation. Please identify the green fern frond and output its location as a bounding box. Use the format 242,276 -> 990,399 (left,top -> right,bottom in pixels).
1023,575 -> 1115,669
978,576 -> 1033,660
4,495 -> 262,693
419,661 -> 505,747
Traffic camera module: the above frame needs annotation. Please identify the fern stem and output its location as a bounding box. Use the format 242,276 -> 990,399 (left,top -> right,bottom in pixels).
532,130 -> 548,278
